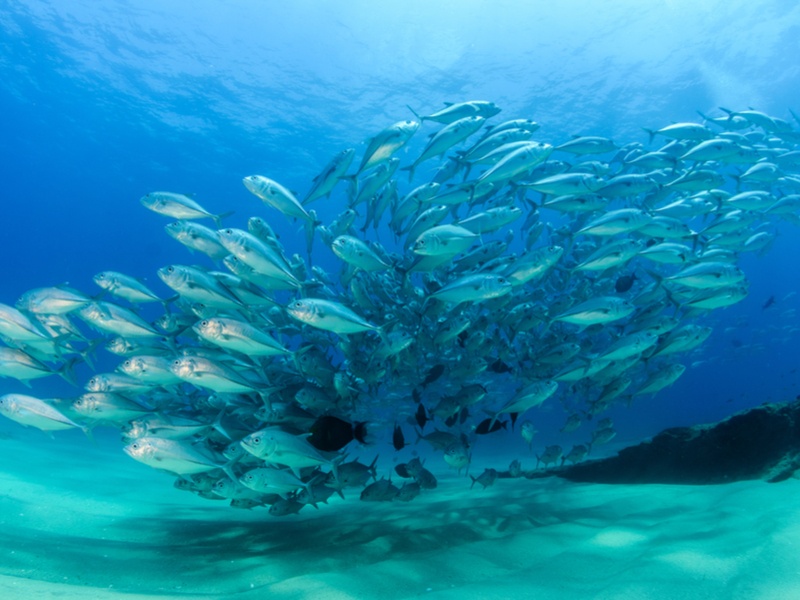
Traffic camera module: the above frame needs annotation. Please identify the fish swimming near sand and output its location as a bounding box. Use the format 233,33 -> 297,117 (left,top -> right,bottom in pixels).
0,101 -> 798,516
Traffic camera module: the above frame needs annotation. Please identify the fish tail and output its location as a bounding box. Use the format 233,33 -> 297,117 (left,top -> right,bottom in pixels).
413,427 -> 424,445
641,127 -> 656,145
345,176 -> 359,204
57,356 -> 81,386
81,424 -> 96,444
160,294 -> 180,312
791,108 -> 800,128
213,210 -> 235,228
730,173 -> 742,193
78,338 -> 105,371
467,182 -> 477,204
354,421 -> 369,445
400,164 -> 416,182
406,104 -> 422,121
212,408 -> 233,441
718,106 -> 734,118
469,475 -> 477,489
487,412 -> 500,432
221,461 -> 239,485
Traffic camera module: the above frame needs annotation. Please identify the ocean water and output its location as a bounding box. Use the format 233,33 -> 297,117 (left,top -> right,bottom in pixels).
2,1 -> 800,598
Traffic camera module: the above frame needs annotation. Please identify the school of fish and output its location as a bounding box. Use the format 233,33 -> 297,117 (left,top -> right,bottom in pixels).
2,101 -> 800,514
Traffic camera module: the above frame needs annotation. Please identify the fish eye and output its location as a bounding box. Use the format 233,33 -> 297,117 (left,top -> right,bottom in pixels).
172,359 -> 181,366
131,443 -> 139,450
253,437 -> 261,444
167,266 -> 174,273
201,320 -> 209,326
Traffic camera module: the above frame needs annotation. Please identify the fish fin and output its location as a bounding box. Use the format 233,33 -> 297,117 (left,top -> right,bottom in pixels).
77,338 -> 103,371
212,211 -> 235,228
353,421 -> 369,445
413,427 -> 424,445
160,295 -> 180,311
212,408 -> 232,441
57,356 -> 81,386
399,164 -> 416,183
221,461 -> 239,485
81,425 -> 96,444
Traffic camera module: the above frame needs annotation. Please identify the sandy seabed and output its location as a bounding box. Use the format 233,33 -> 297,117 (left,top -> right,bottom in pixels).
1,426 -> 799,600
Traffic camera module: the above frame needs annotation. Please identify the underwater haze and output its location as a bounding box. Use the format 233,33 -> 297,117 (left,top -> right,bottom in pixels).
2,1 -> 800,598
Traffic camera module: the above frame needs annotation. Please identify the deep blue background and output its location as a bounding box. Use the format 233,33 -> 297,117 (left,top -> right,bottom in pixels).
1,0 -> 800,452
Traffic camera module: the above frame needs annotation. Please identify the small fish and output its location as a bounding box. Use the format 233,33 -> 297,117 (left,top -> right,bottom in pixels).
553,297 -> 635,328
402,116 -> 486,181
0,393 -> 84,432
360,477 -> 399,502
409,100 -> 500,124
615,273 -> 638,293
562,444 -> 589,465
474,418 -> 507,435
520,420 -> 537,450
242,175 -> 314,222
140,191 -> 230,227
421,364 -> 446,388
93,271 -> 163,305
488,358 -> 513,374
17,286 -> 91,315
470,468 -> 498,489
124,437 -> 230,477
555,136 -> 617,155
286,298 -> 380,335
304,148 -> 355,204
536,445 -> 563,469
331,235 -> 392,271
395,481 -> 422,502
164,220 -> 230,260
415,403 -> 430,430
358,120 -> 420,173
307,415 -> 368,452
393,424 -> 407,451
405,458 -> 438,489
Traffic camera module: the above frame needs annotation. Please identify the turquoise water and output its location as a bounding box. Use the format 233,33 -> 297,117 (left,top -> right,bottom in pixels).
2,1 -> 800,597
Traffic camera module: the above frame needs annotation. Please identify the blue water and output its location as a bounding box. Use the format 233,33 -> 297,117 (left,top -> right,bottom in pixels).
3,0 -> 799,436
2,1 -> 800,595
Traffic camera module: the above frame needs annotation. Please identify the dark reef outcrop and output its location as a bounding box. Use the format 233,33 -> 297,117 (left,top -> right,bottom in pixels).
552,400 -> 800,484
